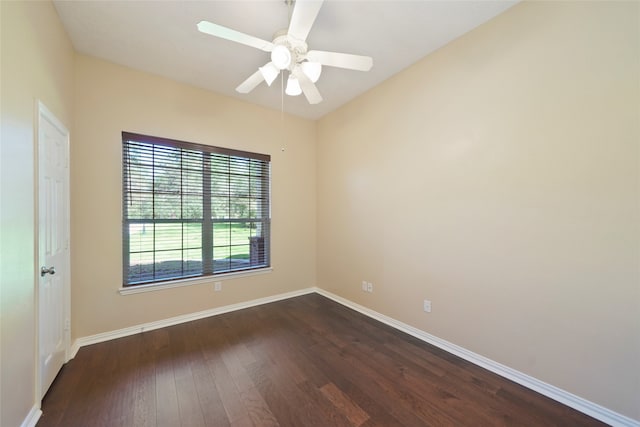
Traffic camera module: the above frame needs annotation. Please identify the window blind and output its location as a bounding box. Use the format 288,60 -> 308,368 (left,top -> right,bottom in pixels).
122,132 -> 270,286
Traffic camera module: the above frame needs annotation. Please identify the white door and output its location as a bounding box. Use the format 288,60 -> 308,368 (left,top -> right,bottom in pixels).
38,101 -> 70,398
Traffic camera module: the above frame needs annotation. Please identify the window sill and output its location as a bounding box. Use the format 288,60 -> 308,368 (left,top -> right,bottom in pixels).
118,267 -> 273,295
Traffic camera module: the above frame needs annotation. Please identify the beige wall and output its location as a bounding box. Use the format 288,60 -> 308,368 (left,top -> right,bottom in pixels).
0,1 -> 75,426
2,0 -> 638,424
72,55 -> 316,339
317,1 -> 639,420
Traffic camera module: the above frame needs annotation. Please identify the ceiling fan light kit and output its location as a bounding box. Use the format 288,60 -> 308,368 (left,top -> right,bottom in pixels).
285,75 -> 302,96
197,0 -> 373,105
259,62 -> 280,86
271,44 -> 292,70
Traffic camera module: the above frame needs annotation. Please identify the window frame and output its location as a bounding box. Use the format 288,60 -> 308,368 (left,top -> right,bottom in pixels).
122,131 -> 271,287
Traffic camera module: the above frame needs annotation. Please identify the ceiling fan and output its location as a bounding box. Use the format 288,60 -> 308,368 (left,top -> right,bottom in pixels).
197,0 -> 373,105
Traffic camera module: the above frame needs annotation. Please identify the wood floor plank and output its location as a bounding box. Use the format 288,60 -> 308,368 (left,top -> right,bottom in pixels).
154,329 -> 180,427
297,338 -> 434,426
208,353 -> 250,423
244,359 -> 305,427
175,321 -> 223,427
297,380 -> 357,427
130,332 -> 158,427
78,337 -> 123,427
38,294 -> 606,427
102,334 -> 144,427
320,382 -> 370,427
229,416 -> 255,427
188,321 -> 232,427
347,337 -> 505,425
37,355 -> 89,427
240,385 -> 280,427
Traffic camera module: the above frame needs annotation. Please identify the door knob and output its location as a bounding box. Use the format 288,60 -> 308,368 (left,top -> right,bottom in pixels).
40,266 -> 56,277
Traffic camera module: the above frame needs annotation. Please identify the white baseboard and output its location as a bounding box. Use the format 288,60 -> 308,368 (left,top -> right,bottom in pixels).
315,288 -> 639,427
20,405 -> 42,427
70,287 -> 315,358
67,286 -> 638,427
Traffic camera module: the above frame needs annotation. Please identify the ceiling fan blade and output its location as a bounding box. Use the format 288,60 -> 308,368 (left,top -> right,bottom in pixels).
288,0 -> 324,42
236,70 -> 266,94
197,21 -> 274,52
292,67 -> 323,104
306,50 -> 373,71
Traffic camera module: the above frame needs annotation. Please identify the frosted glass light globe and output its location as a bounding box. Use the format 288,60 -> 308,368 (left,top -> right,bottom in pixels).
271,45 -> 292,70
285,75 -> 302,96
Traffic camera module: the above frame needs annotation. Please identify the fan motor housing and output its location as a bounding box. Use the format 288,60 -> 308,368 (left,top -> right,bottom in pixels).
272,30 -> 308,70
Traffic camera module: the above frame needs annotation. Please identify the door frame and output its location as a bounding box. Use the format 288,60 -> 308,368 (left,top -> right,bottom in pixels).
35,100 -> 71,400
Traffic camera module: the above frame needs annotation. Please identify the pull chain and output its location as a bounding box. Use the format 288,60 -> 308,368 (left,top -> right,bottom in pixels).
281,72 -> 285,152
281,0 -> 293,153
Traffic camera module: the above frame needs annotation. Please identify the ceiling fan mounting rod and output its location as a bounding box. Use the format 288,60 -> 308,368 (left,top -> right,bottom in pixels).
285,0 -> 295,25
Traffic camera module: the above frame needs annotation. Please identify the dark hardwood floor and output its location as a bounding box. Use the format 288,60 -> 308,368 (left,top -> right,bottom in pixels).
38,294 -> 604,427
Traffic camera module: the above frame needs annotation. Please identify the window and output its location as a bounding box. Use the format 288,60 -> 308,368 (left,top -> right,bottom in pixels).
122,132 -> 270,286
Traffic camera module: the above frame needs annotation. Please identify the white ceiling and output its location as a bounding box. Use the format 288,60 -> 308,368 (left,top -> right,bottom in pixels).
53,0 -> 517,120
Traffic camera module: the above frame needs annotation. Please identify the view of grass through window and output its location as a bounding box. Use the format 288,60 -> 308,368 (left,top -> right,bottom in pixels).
123,132 -> 270,286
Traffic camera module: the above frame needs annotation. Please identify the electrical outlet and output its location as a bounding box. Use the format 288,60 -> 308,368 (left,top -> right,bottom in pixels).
367,282 -> 373,293
423,300 -> 432,313
362,281 -> 368,291
214,281 -> 222,292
